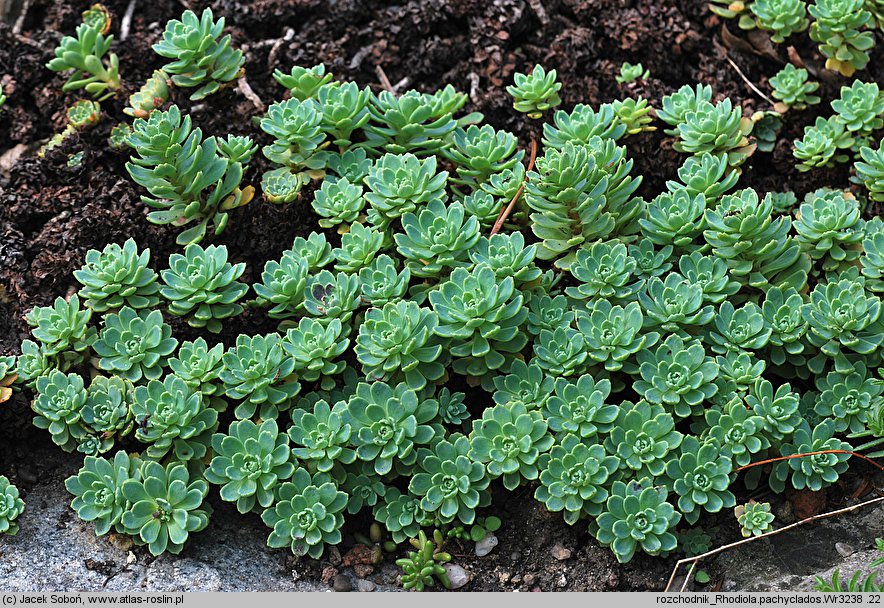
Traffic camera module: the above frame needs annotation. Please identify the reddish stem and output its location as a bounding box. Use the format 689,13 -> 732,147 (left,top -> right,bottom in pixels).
735,449 -> 884,473
490,137 -> 538,235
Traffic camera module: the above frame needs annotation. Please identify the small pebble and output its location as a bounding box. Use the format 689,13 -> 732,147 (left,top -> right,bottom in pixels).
556,574 -> 567,588
108,534 -> 134,552
550,542 -> 572,561
499,571 -> 511,584
523,574 -> 535,586
510,551 -> 521,562
444,564 -> 471,590
321,566 -> 337,584
836,542 -> 856,558
333,574 -> 352,592
475,533 -> 499,557
352,564 -> 374,578
356,579 -> 376,592
327,546 -> 342,566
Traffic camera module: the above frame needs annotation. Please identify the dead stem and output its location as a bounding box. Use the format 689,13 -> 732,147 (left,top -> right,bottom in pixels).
491,137 -> 538,235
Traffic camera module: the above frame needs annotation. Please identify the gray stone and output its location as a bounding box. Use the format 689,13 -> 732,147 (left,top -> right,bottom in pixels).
444,564 -> 470,590
356,579 -> 376,592
333,574 -> 352,592
836,542 -> 856,558
475,533 -> 498,557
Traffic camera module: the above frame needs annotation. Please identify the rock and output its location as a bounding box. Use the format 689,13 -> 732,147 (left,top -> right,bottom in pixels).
550,542 -> 572,561
352,564 -> 374,578
511,575 -> 522,584
321,566 -> 338,584
835,543 -> 856,558
475,533 -> 499,557
556,574 -> 568,588
107,534 -> 134,552
510,551 -> 521,562
333,574 -> 352,592
327,546 -> 342,566
444,564 -> 470,590
342,544 -> 375,566
498,571 -> 511,584
356,579 -> 376,592
523,574 -> 535,586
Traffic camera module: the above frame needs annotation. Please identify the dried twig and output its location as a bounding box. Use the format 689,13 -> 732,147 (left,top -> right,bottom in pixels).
120,0 -> 137,42
663,494 -> 884,592
375,64 -> 395,93
736,450 -> 884,474
12,0 -> 31,35
725,55 -> 776,107
238,75 -> 265,113
491,138 -> 537,235
267,28 -> 294,73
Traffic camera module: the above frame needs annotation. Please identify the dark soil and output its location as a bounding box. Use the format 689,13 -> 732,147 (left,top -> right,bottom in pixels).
1,0 -> 882,592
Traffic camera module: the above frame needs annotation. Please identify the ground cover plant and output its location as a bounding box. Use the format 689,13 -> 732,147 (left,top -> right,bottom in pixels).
1,0 -> 884,593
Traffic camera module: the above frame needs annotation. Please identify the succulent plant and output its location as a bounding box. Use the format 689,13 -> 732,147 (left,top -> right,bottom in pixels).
596,478 -> 681,563
273,64 -> 333,100
124,69 -> 170,119
261,468 -> 347,558
616,62 -> 649,84
537,434 -> 619,524
26,295 -> 95,363
794,190 -> 864,273
491,359 -> 555,410
544,375 -> 618,441
443,124 -> 523,189
317,81 -> 370,148
312,177 -> 365,229
160,244 -> 248,333
506,65 -> 562,119
65,451 -> 140,536
0,476 -> 25,536
220,333 -> 300,420
373,487 -> 433,543
80,375 -> 134,453
808,0 -> 874,76
674,99 -> 756,167
127,105 -> 252,245
47,23 -> 120,100
640,189 -> 708,253
666,437 -> 735,524
707,301 -> 771,355
74,239 -> 159,313
705,399 -> 770,467
120,460 -> 210,555
793,116 -> 854,171
566,240 -> 640,302
677,252 -> 740,305
342,382 -> 438,475
666,153 -> 739,202
856,140 -> 884,203
32,370 -> 89,450
260,98 -> 327,173
332,222 -> 384,273
831,80 -> 884,143
168,338 -> 226,404
364,89 -> 457,156
93,308 -> 177,382
638,273 -> 714,337
604,400 -> 683,478
365,153 -> 448,229
429,264 -> 527,380
302,270 -> 361,329
253,250 -> 309,320
658,84 -> 712,136
288,400 -> 355,473
153,8 -> 244,100
769,64 -> 820,111
409,434 -> 489,524
396,530 -> 453,591
469,402 -> 554,490
772,420 -> 852,492
359,255 -> 410,307
206,418 -> 294,513
577,300 -> 656,371
735,500 -> 774,537
394,200 -> 480,279
283,318 -> 348,389
634,335 -> 719,419
749,0 -> 808,42
814,359 -> 883,433
132,375 -> 218,461
355,301 -> 444,390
